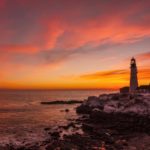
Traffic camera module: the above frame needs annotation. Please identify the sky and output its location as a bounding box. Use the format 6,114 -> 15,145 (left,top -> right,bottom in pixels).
0,0 -> 150,90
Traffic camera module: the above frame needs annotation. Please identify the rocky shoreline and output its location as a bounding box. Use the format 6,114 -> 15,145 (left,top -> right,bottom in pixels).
1,93 -> 150,150
41,100 -> 83,105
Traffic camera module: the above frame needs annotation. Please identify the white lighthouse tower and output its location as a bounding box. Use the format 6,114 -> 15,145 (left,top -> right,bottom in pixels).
130,57 -> 138,93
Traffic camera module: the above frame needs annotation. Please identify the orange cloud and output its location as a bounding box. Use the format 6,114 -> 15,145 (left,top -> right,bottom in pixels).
136,52 -> 150,61
0,44 -> 39,54
80,69 -> 129,80
79,68 -> 150,88
139,68 -> 150,80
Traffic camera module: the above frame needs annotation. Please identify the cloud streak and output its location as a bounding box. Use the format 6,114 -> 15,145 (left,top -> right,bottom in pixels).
136,52 -> 150,61
79,68 -> 150,82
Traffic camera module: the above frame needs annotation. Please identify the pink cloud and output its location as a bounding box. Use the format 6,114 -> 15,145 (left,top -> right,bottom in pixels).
0,44 -> 39,53
0,0 -> 5,9
0,0 -> 149,66
0,0 -> 150,51
136,52 -> 150,61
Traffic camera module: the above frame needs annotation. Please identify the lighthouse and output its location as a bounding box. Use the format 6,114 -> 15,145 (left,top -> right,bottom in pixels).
130,57 -> 138,93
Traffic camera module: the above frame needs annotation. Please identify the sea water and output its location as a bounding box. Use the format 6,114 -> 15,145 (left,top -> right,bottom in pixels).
0,90 -> 115,145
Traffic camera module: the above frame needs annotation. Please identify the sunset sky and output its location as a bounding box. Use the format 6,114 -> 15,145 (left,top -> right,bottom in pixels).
0,0 -> 150,90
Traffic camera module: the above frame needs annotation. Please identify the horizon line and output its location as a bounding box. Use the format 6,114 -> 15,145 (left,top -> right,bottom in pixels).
0,88 -> 118,91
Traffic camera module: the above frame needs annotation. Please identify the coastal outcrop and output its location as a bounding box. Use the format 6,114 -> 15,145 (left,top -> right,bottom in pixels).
75,93 -> 150,149
77,93 -> 150,133
77,93 -> 150,115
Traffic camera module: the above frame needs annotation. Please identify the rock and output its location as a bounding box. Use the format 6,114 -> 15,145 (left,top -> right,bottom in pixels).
82,123 -> 94,132
49,131 -> 60,139
41,100 -> 82,105
67,122 -> 75,128
76,93 -> 150,132
115,139 -> 128,149
76,95 -> 105,114
76,104 -> 92,114
60,122 -> 76,130
127,146 -> 137,150
44,127 -> 50,131
65,109 -> 69,112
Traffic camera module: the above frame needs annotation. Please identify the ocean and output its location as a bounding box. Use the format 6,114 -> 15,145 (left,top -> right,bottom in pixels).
0,90 -> 115,145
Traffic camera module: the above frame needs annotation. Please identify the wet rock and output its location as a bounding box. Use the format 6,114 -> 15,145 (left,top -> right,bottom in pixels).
65,109 -> 69,112
44,127 -> 50,131
127,146 -> 137,150
60,122 -> 76,130
82,123 -> 94,133
67,122 -> 76,128
114,139 -> 128,149
41,100 -> 82,105
45,141 -> 60,150
49,131 -> 60,139
76,104 -> 92,114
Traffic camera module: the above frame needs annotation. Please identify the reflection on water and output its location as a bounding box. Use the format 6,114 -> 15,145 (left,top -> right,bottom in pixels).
0,90 -> 115,144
